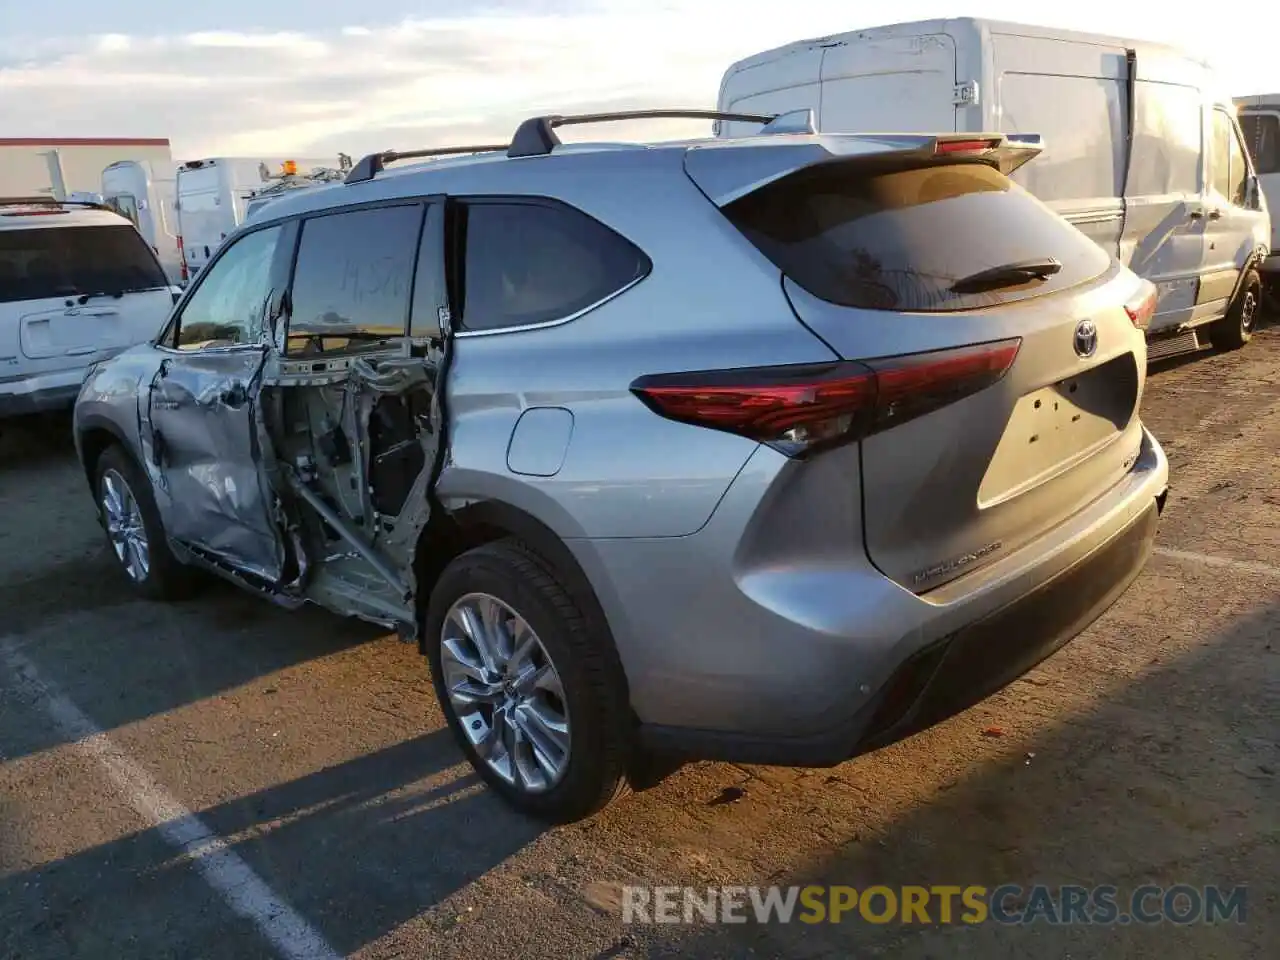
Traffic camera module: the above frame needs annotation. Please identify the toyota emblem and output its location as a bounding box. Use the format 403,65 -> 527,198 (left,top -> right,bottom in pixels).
1073,319 -> 1098,358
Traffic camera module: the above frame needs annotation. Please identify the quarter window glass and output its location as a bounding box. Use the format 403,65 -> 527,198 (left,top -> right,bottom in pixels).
175,225 -> 281,350
455,200 -> 649,331
287,204 -> 423,355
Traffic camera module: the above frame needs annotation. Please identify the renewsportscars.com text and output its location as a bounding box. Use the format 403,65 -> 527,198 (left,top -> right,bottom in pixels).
621,884 -> 1247,926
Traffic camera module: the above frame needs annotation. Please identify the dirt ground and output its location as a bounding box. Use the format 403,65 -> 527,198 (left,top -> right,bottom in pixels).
0,331 -> 1276,959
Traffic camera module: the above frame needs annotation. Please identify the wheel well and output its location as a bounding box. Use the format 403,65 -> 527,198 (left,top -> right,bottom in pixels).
412,502 -> 628,697
78,426 -> 123,490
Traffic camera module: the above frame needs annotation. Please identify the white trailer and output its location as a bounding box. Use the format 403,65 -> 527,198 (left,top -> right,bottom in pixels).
101,159 -> 181,284
175,156 -> 344,279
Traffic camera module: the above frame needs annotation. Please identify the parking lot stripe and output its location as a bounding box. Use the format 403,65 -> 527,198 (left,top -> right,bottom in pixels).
1,639 -> 343,960
1154,546 -> 1280,579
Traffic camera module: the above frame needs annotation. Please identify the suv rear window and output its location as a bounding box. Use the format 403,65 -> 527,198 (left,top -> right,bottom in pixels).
723,160 -> 1111,313
0,223 -> 168,304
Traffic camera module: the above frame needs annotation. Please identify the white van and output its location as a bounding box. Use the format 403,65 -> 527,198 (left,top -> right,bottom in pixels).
718,18 -> 1271,355
1235,96 -> 1280,283
175,157 -> 341,280
101,160 -> 181,285
0,198 -> 177,418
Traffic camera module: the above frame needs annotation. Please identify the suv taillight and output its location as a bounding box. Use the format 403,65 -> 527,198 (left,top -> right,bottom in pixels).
1125,282 -> 1157,330
631,339 -> 1021,458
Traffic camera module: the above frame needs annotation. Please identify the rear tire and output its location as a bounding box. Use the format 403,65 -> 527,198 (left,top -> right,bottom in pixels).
94,445 -> 191,601
1210,269 -> 1260,351
424,538 -> 631,822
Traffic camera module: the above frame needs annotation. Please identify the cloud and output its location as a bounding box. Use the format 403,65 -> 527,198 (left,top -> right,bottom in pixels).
0,1 -> 851,159
0,0 -> 1273,161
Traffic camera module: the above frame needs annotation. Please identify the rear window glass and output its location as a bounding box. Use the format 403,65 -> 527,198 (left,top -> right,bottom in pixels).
723,160 -> 1112,313
0,223 -> 168,304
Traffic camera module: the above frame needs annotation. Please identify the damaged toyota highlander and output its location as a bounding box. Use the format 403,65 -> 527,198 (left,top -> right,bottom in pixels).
73,110 -> 1170,822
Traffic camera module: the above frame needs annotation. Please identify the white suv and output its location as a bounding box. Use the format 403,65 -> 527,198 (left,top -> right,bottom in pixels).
1,198 -> 177,418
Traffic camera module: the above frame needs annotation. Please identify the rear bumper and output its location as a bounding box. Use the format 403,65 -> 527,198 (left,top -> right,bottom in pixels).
0,368 -> 86,418
577,425 -> 1167,765
639,495 -> 1159,765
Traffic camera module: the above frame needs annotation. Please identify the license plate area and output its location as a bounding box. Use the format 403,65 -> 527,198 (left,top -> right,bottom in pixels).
979,352 -> 1140,506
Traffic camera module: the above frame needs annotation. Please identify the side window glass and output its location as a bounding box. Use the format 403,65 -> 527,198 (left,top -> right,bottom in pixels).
1212,111 -> 1233,198
1240,113 -> 1280,175
1229,123 -> 1250,207
286,204 -> 423,356
174,225 -> 281,350
455,200 -> 648,332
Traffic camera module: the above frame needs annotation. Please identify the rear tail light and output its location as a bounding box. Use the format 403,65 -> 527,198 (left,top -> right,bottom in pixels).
631,339 -> 1021,458
177,236 -> 189,284
1125,282 -> 1157,330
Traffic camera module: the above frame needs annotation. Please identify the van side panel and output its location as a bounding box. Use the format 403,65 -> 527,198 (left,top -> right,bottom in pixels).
818,34 -> 957,134
990,32 -> 1128,258
1122,75 -> 1207,330
719,46 -> 825,138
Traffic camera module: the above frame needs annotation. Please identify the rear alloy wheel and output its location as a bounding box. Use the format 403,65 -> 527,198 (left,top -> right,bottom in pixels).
440,592 -> 572,792
425,539 -> 630,822
94,445 -> 190,600
1210,269 -> 1261,351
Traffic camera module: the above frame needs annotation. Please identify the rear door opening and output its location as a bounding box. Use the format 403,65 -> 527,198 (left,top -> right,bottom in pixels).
685,140 -> 1147,590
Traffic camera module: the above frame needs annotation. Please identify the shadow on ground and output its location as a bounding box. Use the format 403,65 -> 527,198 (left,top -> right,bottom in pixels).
0,728 -> 547,959
0,412 -> 387,762
635,598 -> 1278,959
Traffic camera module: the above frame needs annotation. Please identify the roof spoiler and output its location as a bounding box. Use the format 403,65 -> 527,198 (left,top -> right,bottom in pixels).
684,132 -> 1045,207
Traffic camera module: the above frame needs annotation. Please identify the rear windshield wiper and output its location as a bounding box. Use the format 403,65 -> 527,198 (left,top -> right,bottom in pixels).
950,258 -> 1062,295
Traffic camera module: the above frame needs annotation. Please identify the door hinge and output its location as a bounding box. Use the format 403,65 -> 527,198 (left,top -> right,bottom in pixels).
953,81 -> 980,107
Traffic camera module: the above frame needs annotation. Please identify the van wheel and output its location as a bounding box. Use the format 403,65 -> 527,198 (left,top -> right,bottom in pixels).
94,445 -> 191,600
424,538 -> 631,822
1210,269 -> 1261,351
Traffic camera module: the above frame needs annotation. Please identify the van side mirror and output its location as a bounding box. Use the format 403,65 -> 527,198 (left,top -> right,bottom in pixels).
1248,175 -> 1264,210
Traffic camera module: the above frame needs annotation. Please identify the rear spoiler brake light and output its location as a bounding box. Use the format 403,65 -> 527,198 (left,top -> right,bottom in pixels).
932,133 -> 1044,175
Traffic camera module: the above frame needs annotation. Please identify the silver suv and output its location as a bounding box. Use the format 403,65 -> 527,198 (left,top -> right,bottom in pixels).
74,110 -> 1169,821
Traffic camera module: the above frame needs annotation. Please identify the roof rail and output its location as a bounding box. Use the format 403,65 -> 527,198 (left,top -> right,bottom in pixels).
345,144 -> 509,184
343,108 -> 809,184
506,109 -> 777,158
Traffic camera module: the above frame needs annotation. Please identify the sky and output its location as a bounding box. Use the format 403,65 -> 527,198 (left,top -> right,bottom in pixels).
3,0 -> 1280,160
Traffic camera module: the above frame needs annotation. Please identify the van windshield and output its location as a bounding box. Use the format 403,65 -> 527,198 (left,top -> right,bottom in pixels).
0,223 -> 168,304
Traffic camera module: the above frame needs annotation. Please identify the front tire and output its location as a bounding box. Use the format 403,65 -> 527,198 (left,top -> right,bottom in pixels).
1210,269 -> 1261,351
94,445 -> 190,601
424,539 -> 631,822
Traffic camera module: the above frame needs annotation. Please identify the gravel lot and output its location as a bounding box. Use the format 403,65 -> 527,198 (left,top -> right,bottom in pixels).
1,332 -> 1277,959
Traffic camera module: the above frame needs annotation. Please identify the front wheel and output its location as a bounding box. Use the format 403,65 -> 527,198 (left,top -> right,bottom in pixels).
424,539 -> 631,822
1210,269 -> 1261,351
94,445 -> 191,600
